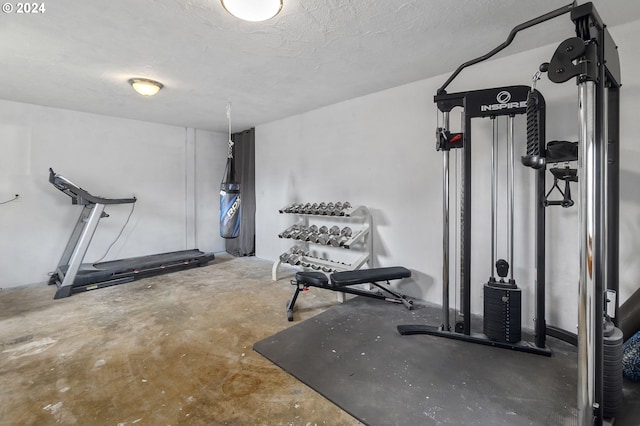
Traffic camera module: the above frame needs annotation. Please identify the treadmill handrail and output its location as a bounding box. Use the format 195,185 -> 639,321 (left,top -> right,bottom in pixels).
49,168 -> 137,205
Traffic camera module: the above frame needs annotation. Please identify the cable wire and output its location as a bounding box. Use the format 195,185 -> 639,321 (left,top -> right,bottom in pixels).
94,203 -> 136,263
0,195 -> 19,205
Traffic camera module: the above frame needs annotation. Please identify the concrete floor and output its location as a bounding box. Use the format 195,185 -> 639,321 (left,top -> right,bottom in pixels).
0,254 -> 362,425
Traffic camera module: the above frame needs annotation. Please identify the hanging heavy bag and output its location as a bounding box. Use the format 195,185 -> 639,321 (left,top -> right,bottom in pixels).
220,155 -> 240,238
220,103 -> 241,239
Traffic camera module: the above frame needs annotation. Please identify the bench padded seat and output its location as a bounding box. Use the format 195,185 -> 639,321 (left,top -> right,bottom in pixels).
295,271 -> 329,287
331,266 -> 411,287
288,266 -> 412,321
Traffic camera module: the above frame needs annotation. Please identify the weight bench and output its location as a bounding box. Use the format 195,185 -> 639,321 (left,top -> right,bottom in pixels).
286,266 -> 413,321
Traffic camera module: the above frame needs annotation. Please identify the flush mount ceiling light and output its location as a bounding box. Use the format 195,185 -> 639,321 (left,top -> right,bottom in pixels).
221,0 -> 282,22
128,78 -> 163,96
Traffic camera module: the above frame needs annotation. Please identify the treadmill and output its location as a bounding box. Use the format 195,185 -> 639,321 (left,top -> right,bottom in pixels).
48,168 -> 215,299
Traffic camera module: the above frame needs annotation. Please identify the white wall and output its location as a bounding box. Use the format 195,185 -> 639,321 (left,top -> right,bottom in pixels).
256,20 -> 640,333
0,100 -> 228,288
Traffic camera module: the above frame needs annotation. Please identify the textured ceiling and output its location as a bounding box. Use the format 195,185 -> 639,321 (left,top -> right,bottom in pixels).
1,0 -> 640,133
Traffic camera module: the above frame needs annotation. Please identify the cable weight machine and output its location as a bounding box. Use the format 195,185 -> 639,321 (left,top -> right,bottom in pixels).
399,84 -> 551,356
397,2 -> 622,424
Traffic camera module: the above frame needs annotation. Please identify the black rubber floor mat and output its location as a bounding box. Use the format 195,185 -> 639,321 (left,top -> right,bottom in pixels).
254,296 -> 636,425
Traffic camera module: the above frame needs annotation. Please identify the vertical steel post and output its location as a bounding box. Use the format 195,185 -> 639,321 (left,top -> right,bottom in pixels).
491,118 -> 498,278
577,80 -> 597,425
534,95 -> 547,349
507,115 -> 515,281
442,112 -> 451,332
462,113 -> 472,335
601,87 -> 609,322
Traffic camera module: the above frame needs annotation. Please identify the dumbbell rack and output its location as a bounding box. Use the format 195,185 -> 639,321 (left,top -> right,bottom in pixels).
272,203 -> 372,281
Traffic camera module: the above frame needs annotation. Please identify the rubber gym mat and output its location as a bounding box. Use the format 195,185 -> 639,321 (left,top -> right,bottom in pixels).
254,296 -> 640,425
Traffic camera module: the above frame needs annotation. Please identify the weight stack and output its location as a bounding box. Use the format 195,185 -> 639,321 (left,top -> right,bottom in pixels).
483,283 -> 522,343
603,321 -> 624,419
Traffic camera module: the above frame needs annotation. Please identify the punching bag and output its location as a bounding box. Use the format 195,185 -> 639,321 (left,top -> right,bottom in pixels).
220,103 -> 241,239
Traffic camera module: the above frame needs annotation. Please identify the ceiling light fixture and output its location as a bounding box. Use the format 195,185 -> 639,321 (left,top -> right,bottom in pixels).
128,78 -> 163,96
221,0 -> 282,22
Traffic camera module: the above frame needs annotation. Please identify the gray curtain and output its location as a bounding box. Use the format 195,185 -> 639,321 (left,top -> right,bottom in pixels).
225,128 -> 255,256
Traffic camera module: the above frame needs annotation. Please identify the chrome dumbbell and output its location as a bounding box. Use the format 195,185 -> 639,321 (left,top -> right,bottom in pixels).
339,202 -> 352,216
279,204 -> 291,214
327,202 -> 342,216
322,202 -> 334,215
280,247 -> 307,264
310,226 -> 327,243
279,224 -> 300,238
281,225 -> 297,239
335,202 -> 346,215
279,252 -> 291,262
287,247 -> 308,266
297,230 -> 311,241
286,203 -> 297,214
313,202 -> 325,215
315,257 -> 329,272
315,227 -> 335,244
303,203 -> 318,214
290,226 -> 308,240
327,225 -> 342,246
300,203 -> 312,213
329,227 -> 353,247
316,233 -> 330,245
302,225 -> 315,239
292,247 -> 308,256
283,203 -> 293,213
329,235 -> 345,247
284,203 -> 301,213
300,225 -> 316,241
